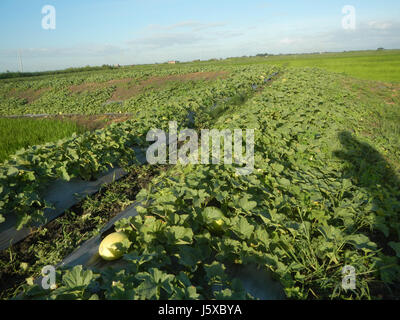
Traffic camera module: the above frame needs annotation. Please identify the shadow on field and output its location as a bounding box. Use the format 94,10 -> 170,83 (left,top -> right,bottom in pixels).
334,131 -> 400,298
334,131 -> 399,188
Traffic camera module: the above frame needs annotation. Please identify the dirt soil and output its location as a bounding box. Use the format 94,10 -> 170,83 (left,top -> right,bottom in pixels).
55,114 -> 133,130
70,71 -> 229,101
8,87 -> 50,104
7,71 -> 228,105
69,78 -> 133,94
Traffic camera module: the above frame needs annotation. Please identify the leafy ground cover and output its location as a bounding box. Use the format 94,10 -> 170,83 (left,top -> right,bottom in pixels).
0,165 -> 163,299
0,67 -> 231,116
0,53 -> 399,300
0,65 -> 277,230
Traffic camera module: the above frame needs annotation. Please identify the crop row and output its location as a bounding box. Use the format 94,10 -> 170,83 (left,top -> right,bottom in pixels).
0,65 -> 279,230
19,67 -> 400,300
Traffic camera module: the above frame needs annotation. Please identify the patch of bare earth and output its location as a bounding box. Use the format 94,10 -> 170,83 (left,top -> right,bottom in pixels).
8,87 -> 50,104
67,71 -> 228,101
69,78 -> 133,94
109,71 -> 228,101
41,114 -> 132,130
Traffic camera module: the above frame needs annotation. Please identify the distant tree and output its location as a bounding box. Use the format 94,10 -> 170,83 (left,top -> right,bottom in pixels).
377,47 -> 385,51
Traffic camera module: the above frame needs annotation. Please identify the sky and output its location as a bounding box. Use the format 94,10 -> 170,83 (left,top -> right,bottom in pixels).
0,0 -> 399,72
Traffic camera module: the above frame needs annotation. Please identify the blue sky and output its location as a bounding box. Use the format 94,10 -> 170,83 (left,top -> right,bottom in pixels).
0,0 -> 399,72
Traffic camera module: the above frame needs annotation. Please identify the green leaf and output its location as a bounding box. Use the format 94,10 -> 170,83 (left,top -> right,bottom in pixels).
58,166 -> 70,181
202,206 -> 224,221
186,286 -> 200,299
213,288 -> 233,299
67,148 -> 79,160
178,245 -> 202,269
255,228 -> 270,247
136,206 -> 147,214
25,171 -> 36,181
233,216 -> 254,239
204,261 -> 226,282
374,216 -> 390,237
135,268 -> 174,299
105,281 -> 134,300
238,196 -> 257,211
388,242 -> 400,258
271,163 -> 285,174
62,265 -> 94,289
176,271 -> 192,287
7,167 -> 19,177
277,177 -> 291,186
167,226 -> 194,244
136,277 -> 158,300
16,213 -> 32,230
346,234 -> 377,251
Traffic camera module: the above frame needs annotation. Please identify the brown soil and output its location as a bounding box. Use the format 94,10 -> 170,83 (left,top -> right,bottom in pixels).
69,71 -> 228,101
69,78 -> 133,94
35,114 -> 132,131
64,114 -> 132,130
109,71 -> 228,101
6,71 -> 228,106
8,87 -> 50,104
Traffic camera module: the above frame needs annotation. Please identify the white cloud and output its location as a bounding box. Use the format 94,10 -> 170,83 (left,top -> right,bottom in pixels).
147,20 -> 227,32
279,37 -> 301,45
127,33 -> 204,49
126,20 -> 237,51
368,21 -> 392,30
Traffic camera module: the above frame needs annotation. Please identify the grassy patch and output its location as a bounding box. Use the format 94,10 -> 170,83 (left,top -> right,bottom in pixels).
224,50 -> 400,82
342,78 -> 400,170
0,118 -> 88,162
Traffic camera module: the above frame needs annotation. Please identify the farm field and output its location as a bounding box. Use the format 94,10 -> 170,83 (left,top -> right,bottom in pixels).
223,50 -> 400,83
0,114 -> 133,162
0,117 -> 88,162
0,51 -> 400,300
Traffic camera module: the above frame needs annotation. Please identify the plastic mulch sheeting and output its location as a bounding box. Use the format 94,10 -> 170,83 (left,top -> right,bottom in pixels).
57,201 -> 286,300
0,147 -> 147,251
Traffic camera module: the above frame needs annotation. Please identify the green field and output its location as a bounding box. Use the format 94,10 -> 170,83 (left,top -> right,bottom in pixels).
0,50 -> 399,300
0,118 -> 88,162
222,50 -> 400,82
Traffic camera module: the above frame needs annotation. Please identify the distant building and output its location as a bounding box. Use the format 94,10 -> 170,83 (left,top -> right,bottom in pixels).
114,64 -> 121,68
168,61 -> 177,64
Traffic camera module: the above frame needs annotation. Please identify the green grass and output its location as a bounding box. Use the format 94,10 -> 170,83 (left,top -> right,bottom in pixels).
0,118 -> 87,162
206,50 -> 400,83
268,51 -> 400,82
